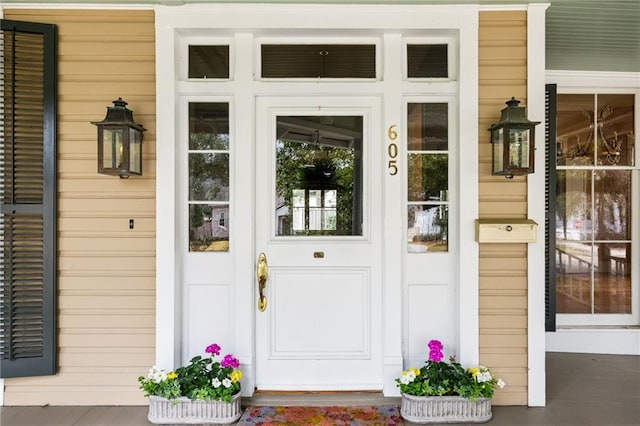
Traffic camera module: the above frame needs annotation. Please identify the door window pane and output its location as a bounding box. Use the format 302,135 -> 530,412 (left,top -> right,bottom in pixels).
188,103 -> 230,251
275,115 -> 363,236
261,44 -> 376,78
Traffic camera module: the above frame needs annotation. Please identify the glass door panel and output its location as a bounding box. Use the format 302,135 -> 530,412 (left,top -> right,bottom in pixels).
275,115 -> 363,236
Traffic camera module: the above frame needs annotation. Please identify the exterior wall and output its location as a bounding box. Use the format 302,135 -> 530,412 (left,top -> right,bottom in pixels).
3,9 -> 155,405
478,10 -> 528,405
0,5 -> 530,406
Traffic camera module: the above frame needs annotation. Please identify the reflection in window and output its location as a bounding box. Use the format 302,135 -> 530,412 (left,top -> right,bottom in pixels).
262,44 -> 376,79
189,45 -> 229,79
188,103 -> 230,251
275,115 -> 362,236
556,169 -> 632,314
407,44 -> 448,78
292,189 -> 337,233
189,205 -> 229,252
407,103 -> 449,252
556,94 -> 635,167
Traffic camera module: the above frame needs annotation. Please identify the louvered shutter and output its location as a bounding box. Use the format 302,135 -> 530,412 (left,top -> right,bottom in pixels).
545,84 -> 557,332
0,20 -> 57,378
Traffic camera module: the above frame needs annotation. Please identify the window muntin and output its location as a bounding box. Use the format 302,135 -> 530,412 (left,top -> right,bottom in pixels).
261,44 -> 376,79
188,103 -> 230,251
407,103 -> 449,252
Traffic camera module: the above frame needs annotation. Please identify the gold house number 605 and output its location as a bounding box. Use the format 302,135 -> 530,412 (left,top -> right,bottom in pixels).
387,125 -> 399,176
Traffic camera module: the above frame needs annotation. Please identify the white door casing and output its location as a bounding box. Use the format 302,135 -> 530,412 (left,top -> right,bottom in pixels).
155,3 -> 481,399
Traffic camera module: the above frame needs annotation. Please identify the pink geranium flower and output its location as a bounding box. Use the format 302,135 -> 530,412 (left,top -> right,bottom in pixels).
427,339 -> 444,362
205,343 -> 221,356
221,354 -> 240,369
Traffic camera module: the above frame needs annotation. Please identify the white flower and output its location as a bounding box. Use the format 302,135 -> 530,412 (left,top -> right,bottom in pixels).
211,378 -> 221,388
148,366 -> 168,383
399,370 -> 416,385
222,378 -> 232,388
477,371 -> 493,383
497,379 -> 506,389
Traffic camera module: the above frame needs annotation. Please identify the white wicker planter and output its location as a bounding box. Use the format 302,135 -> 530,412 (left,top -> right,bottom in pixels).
400,393 -> 492,424
147,392 -> 242,424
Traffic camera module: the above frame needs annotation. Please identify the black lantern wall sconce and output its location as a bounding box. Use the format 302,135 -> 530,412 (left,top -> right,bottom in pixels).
488,97 -> 540,179
92,98 -> 145,179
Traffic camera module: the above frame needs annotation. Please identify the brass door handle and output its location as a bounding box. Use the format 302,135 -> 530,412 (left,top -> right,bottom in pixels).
257,252 -> 268,312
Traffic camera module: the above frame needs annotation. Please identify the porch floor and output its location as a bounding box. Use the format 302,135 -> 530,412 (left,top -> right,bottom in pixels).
1,352 -> 638,425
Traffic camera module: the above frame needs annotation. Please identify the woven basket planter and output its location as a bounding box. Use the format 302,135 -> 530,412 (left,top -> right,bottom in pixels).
147,392 -> 242,424
400,393 -> 492,424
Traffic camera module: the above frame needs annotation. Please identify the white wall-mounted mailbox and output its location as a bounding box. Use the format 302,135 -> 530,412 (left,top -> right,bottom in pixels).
475,218 -> 538,243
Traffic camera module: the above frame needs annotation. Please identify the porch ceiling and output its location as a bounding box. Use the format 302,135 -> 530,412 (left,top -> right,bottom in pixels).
2,0 -> 639,73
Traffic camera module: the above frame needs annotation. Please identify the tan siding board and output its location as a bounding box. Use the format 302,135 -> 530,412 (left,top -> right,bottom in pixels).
4,9 -> 156,406
480,315 -> 527,329
478,10 -> 528,405
59,314 -> 155,330
479,275 -> 527,290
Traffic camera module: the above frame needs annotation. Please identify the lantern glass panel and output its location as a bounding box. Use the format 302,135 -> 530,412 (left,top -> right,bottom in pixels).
492,128 -> 504,174
129,127 -> 142,174
103,128 -> 124,170
508,128 -> 530,169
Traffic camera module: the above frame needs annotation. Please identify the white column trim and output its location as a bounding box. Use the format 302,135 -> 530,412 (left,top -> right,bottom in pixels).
527,2 -> 550,407
457,7 -> 480,367
155,15 -> 180,371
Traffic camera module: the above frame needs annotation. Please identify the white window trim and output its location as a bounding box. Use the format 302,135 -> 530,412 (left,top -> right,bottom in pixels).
402,34 -> 458,82
545,70 -> 640,355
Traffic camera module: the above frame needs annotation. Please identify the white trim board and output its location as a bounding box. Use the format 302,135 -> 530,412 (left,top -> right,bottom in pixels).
527,2 -> 549,408
547,329 -> 640,355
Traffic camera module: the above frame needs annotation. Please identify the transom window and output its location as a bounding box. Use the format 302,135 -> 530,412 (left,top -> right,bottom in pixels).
261,44 -> 376,79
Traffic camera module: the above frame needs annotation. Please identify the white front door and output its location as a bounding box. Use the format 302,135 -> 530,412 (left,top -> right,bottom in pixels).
254,96 -> 383,390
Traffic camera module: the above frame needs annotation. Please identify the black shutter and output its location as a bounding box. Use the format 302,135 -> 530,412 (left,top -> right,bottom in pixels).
545,84 -> 557,332
0,19 -> 57,378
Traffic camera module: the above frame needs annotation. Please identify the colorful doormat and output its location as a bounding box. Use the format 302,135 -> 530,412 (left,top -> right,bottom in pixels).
238,405 -> 403,425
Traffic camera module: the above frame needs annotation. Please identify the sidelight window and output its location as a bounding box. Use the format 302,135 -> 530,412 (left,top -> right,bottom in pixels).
187,103 -> 230,252
407,103 -> 449,253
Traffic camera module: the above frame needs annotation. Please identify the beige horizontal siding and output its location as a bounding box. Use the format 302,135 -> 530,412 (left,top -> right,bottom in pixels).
3,9 -> 156,406
478,10 -> 528,406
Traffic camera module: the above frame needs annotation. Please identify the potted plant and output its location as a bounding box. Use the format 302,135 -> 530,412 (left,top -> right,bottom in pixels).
396,339 -> 505,424
138,343 -> 243,424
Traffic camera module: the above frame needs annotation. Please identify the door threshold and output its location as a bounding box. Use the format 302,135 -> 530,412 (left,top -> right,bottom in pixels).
243,390 -> 398,407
